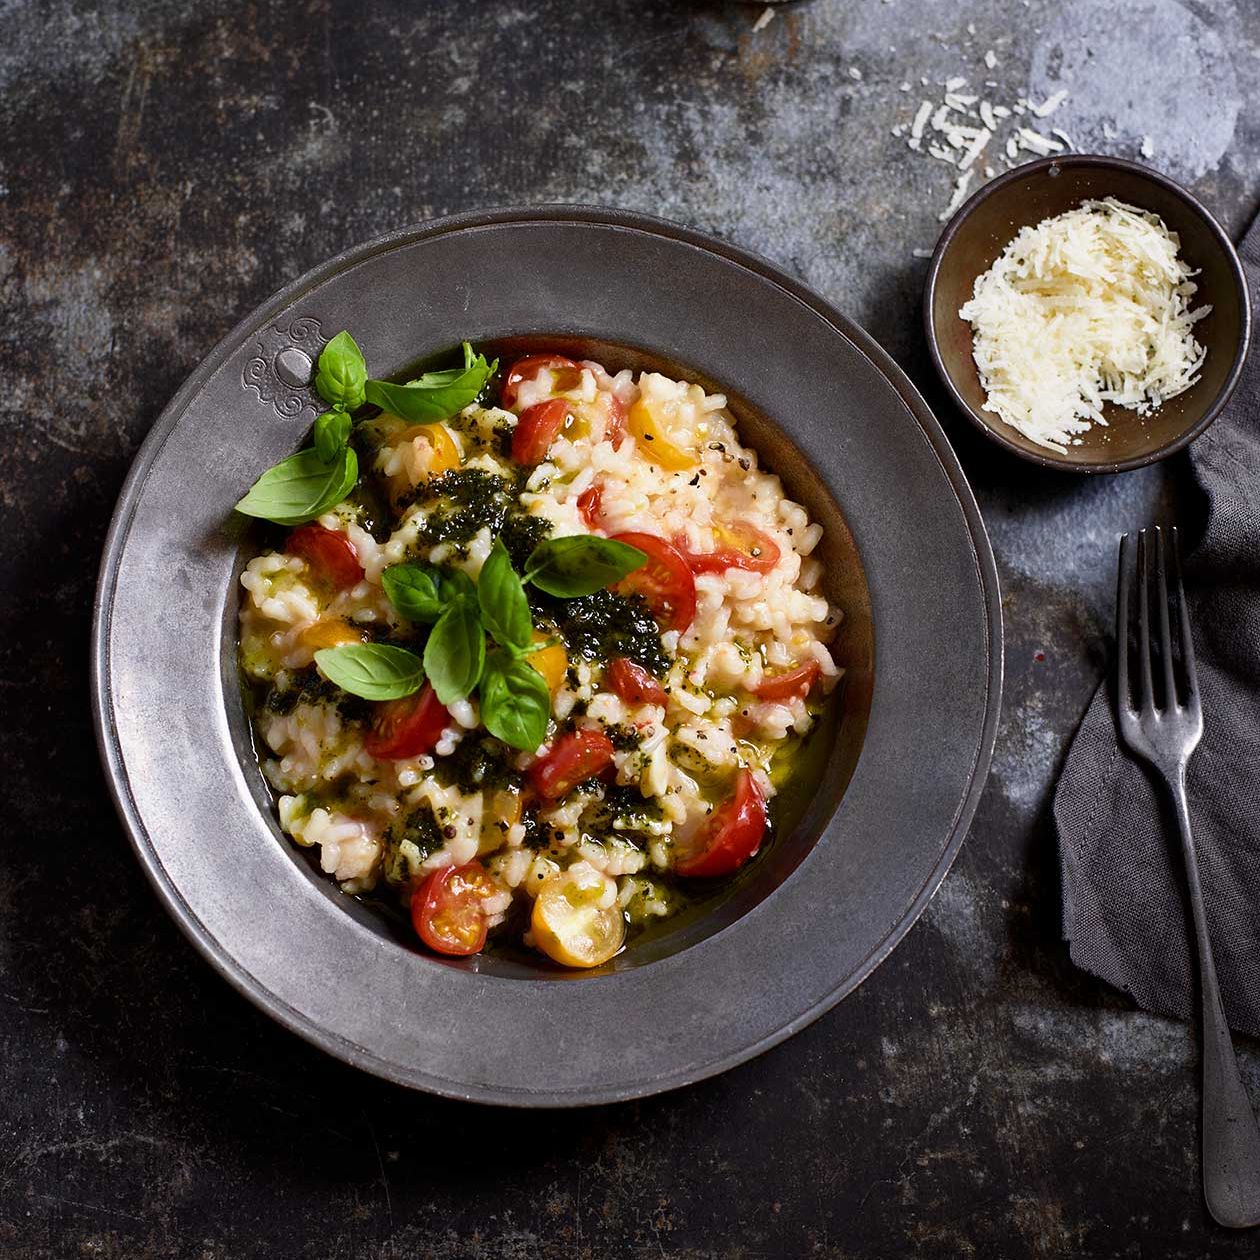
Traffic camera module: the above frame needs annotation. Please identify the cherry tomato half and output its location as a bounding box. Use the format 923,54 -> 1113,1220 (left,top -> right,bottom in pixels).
627,399 -> 695,470
286,524 -> 363,590
363,684 -> 450,760
511,398 -> 571,466
609,532 -> 697,634
752,660 -> 821,701
411,861 -> 498,956
605,394 -> 628,448
607,656 -> 668,708
531,867 -> 625,968
683,520 -> 781,576
500,354 -> 580,409
529,729 -> 616,801
576,483 -> 603,530
674,769 -> 768,879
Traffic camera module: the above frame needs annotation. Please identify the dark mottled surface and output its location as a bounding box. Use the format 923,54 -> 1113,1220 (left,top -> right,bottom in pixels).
2,1 -> 1258,1255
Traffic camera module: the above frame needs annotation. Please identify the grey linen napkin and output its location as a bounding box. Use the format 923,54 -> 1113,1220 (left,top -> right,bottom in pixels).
1053,213 -> 1260,1038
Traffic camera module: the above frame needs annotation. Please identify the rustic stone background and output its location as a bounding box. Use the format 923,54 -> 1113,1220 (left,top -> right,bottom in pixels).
2,0 -> 1258,1255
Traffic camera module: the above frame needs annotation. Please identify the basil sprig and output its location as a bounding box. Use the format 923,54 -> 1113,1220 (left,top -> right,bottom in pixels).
236,332 -> 496,526
332,533 -> 641,748
523,535 -> 647,598
313,642 -> 425,700
364,342 -> 496,424
234,445 -> 358,526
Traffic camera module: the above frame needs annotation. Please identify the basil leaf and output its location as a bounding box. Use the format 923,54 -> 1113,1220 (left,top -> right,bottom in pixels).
423,597 -> 486,705
313,643 -> 424,700
315,330 -> 367,410
364,343 -> 496,423
477,538 -> 532,652
479,649 -> 551,751
524,535 -> 647,598
313,407 -> 352,465
381,563 -> 443,624
234,445 -> 358,526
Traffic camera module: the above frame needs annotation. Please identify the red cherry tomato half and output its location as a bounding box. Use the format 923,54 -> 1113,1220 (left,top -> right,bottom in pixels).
683,520 -> 781,576
511,398 -> 571,466
607,656 -> 668,707
751,660 -> 821,701
364,684 -> 450,760
577,483 -> 603,530
605,394 -> 628,448
286,523 -> 364,590
500,354 -> 580,409
411,861 -> 498,956
674,769 -> 768,878
529,729 -> 616,801
608,532 -> 697,633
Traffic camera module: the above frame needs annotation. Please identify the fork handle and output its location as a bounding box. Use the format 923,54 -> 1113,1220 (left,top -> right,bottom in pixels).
1168,770 -> 1260,1228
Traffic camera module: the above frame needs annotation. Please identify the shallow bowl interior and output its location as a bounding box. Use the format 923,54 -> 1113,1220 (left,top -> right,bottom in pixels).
229,334 -> 876,979
926,155 -> 1250,473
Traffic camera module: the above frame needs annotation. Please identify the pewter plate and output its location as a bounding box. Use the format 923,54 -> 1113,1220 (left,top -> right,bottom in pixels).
92,207 -> 1002,1106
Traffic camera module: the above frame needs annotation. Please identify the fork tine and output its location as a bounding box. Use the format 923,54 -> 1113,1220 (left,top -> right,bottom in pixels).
1155,527 -> 1177,709
1116,533 -> 1133,712
1137,530 -> 1155,710
1171,526 -> 1200,705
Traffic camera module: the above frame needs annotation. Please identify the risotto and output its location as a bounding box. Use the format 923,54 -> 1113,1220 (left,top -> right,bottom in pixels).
235,335 -> 841,968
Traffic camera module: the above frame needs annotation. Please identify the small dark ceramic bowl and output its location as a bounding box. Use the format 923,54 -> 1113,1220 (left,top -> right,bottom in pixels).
925,155 -> 1250,473
93,207 -> 1002,1105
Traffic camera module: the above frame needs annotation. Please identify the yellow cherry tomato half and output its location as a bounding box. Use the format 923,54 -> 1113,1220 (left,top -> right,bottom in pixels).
480,786 -> 525,852
383,417 -> 461,503
298,618 -> 367,652
396,421 -> 461,474
531,867 -> 626,968
627,400 -> 696,471
526,630 -> 568,697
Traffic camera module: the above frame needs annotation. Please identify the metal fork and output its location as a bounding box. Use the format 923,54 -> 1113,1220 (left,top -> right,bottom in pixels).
1117,527 -> 1260,1228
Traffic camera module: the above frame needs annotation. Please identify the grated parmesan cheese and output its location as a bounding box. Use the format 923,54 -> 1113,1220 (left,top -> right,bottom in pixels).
958,198 -> 1210,452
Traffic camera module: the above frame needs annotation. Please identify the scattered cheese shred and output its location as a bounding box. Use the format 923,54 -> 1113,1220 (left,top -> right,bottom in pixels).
910,100 -> 933,141
958,127 -> 992,170
1030,89 -> 1069,118
938,169 -> 975,222
958,198 -> 1211,452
